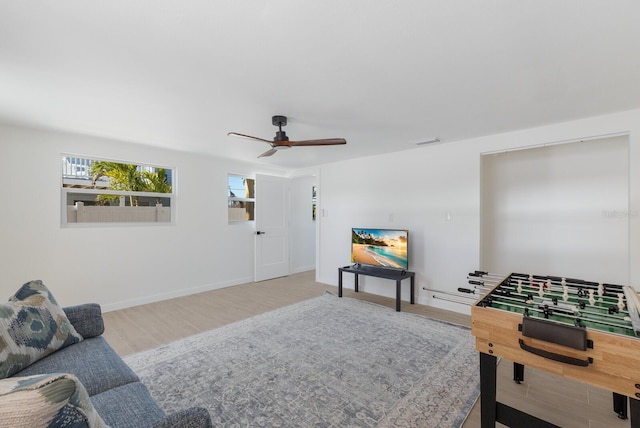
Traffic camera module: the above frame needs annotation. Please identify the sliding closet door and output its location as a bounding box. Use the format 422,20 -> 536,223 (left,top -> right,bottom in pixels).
481,135 -> 629,284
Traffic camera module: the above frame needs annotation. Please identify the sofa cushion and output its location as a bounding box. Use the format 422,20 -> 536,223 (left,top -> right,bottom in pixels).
0,373 -> 109,427
0,280 -> 83,378
16,336 -> 139,396
91,382 -> 165,428
63,304 -> 105,339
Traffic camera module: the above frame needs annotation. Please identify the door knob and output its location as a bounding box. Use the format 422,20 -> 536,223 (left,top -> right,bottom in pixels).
256,231 -> 266,235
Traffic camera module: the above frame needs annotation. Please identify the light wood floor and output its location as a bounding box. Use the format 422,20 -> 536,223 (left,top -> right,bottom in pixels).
102,271 -> 628,428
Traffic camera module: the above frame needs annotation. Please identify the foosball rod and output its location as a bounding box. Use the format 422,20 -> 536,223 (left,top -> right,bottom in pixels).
512,273 -> 625,292
431,295 -> 474,306
467,272 -> 639,331
470,271 -> 626,291
469,273 -> 620,290
470,270 -> 623,286
468,271 -> 506,280
481,295 -> 635,331
461,281 -> 631,321
469,273 -> 622,292
468,279 -> 624,305
461,284 -> 496,298
468,277 -> 625,304
479,289 -> 633,323
469,278 -> 631,317
459,284 -> 493,294
423,287 -> 488,306
423,287 -> 478,299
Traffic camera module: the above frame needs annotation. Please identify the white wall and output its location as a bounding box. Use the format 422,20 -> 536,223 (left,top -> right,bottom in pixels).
3,108 -> 639,315
0,123 -> 288,311
481,135 -> 629,283
289,175 -> 316,273
317,109 -> 640,314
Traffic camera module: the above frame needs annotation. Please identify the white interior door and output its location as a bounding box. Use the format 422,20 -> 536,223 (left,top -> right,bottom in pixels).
255,174 -> 290,281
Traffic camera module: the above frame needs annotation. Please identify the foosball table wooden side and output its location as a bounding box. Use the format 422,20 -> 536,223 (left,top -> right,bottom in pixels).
471,306 -> 640,428
471,304 -> 640,398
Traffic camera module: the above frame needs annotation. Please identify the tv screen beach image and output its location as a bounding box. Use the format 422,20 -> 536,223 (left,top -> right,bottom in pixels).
351,228 -> 408,269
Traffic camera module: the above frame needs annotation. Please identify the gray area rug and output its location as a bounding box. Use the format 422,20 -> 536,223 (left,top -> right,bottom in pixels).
124,292 -> 479,427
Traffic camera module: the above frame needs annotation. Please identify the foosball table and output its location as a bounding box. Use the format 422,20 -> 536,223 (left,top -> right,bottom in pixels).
468,271 -> 640,428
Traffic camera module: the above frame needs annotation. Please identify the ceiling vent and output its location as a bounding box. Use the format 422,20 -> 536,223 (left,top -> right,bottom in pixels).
416,138 -> 440,146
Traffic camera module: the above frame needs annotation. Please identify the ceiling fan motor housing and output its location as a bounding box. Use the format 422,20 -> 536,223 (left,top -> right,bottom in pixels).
275,131 -> 289,141
272,115 -> 289,141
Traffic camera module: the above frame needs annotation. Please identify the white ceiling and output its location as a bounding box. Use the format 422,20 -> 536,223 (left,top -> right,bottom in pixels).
1,1 -> 640,169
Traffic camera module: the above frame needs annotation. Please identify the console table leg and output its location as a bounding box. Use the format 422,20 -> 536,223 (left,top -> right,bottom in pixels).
410,275 -> 415,304
338,270 -> 343,297
354,274 -> 359,293
396,280 -> 401,311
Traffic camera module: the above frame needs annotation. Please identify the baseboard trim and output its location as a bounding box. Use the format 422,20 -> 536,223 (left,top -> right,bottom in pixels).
101,276 -> 254,312
292,266 -> 315,274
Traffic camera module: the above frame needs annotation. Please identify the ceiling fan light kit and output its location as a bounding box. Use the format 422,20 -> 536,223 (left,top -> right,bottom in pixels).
228,115 -> 346,158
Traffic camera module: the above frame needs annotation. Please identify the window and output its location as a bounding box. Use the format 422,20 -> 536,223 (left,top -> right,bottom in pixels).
61,155 -> 174,224
228,174 -> 254,221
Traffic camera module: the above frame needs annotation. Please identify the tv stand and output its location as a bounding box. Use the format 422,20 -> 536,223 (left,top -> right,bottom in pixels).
338,264 -> 415,312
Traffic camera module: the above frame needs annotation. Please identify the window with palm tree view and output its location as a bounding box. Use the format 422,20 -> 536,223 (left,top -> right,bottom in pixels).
61,155 -> 174,224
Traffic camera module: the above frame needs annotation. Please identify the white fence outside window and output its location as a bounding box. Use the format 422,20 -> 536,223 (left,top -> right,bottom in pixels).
61,155 -> 174,225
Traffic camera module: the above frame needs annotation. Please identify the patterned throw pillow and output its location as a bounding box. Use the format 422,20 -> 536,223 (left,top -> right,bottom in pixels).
0,280 -> 84,378
0,373 -> 110,427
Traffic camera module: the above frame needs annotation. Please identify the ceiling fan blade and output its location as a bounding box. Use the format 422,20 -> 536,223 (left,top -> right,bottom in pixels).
289,138 -> 347,147
227,132 -> 273,144
258,148 -> 278,158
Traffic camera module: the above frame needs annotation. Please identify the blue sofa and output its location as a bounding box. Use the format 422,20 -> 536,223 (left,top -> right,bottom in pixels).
11,303 -> 212,428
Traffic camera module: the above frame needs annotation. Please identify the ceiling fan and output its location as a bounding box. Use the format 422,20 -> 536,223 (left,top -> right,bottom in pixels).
228,115 -> 347,158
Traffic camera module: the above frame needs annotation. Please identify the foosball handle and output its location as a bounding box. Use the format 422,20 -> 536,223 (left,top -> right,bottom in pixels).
518,339 -> 592,367
469,271 -> 488,277
457,287 -> 475,294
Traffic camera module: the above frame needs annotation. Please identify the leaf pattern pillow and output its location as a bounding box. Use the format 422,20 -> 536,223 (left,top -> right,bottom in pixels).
0,280 -> 84,378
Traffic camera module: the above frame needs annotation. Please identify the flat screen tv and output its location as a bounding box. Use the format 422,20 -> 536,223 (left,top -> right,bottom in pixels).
351,228 -> 409,270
